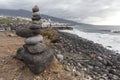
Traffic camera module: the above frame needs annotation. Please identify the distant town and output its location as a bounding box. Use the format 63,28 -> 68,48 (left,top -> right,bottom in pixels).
0,15 -> 72,31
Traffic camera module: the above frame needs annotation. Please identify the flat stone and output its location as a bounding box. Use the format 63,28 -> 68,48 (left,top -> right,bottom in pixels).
32,16 -> 41,21
32,12 -> 40,17
25,35 -> 43,44
16,26 -> 35,38
30,24 -> 41,30
32,21 -> 41,24
32,29 -> 41,34
24,43 -> 47,54
15,48 -> 54,74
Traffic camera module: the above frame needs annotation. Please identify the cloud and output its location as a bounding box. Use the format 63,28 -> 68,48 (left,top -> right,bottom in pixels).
0,0 -> 120,25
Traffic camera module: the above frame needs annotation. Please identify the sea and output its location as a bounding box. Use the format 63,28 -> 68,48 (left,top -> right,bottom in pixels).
61,24 -> 120,54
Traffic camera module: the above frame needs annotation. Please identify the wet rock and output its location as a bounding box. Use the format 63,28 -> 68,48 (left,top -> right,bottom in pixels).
24,43 -> 47,54
25,35 -> 43,44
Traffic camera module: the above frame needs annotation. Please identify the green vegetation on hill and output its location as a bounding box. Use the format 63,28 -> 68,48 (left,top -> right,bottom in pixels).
0,16 -> 29,24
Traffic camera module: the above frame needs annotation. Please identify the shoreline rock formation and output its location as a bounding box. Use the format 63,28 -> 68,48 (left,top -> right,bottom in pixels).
15,5 -> 54,74
1,29 -> 120,79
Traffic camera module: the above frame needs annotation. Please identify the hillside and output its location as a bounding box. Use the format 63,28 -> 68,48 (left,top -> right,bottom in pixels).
0,9 -> 83,25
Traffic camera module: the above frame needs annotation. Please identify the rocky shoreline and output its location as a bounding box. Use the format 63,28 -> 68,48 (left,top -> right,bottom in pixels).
51,31 -> 120,80
0,8 -> 120,78
0,30 -> 120,80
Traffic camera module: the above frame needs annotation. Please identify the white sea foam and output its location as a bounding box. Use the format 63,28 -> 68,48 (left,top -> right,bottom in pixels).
61,29 -> 120,53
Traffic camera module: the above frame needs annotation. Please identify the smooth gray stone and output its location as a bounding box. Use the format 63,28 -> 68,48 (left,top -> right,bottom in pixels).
56,54 -> 64,61
32,12 -> 40,17
32,21 -> 41,24
32,5 -> 39,12
25,35 -> 43,44
15,48 -> 54,74
24,43 -> 47,54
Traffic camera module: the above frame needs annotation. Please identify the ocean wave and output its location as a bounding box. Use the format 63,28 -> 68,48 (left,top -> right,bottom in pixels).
61,29 -> 120,53
111,30 -> 120,33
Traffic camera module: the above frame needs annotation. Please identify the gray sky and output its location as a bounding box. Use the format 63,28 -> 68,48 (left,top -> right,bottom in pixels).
0,0 -> 120,25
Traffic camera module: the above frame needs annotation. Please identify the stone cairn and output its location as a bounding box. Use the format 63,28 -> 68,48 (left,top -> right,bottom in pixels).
15,5 -> 54,74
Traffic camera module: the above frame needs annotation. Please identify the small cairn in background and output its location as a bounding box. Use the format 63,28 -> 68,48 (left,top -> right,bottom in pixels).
15,5 -> 54,74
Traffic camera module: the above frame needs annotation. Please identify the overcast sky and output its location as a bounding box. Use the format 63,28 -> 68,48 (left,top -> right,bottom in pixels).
0,0 -> 120,25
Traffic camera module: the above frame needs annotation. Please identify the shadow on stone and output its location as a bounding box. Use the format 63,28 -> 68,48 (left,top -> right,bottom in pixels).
15,47 -> 54,74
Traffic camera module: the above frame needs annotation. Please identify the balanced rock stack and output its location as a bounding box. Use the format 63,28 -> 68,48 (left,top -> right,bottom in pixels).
15,5 -> 54,74
30,5 -> 42,32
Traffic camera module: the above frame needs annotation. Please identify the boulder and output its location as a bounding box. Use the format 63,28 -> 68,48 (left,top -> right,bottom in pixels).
25,35 -> 43,45
24,43 -> 47,54
15,48 -> 54,74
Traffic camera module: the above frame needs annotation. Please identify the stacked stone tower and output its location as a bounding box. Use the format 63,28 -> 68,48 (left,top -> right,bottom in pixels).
28,5 -> 42,36
15,5 -> 54,74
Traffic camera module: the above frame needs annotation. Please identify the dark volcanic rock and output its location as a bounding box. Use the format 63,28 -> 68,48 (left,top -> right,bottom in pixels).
15,47 -> 25,60
30,24 -> 41,30
16,26 -> 42,38
32,16 -> 41,21
32,21 -> 41,24
24,43 -> 47,54
57,32 -> 113,55
15,47 -> 54,74
15,5 -> 55,75
16,26 -> 35,38
50,32 -> 120,79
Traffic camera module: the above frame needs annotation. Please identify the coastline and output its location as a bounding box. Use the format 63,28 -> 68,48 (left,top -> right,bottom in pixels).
51,31 -> 120,79
0,30 -> 120,79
